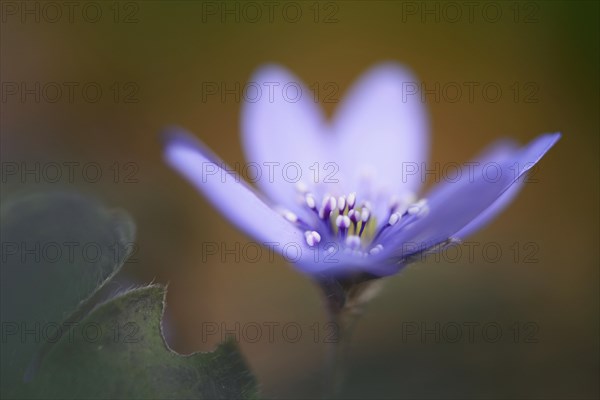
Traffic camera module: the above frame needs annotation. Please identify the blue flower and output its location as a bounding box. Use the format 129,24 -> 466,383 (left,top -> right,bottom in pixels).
163,63 -> 560,279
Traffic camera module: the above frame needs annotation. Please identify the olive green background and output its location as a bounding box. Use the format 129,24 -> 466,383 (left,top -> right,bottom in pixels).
1,1 -> 598,398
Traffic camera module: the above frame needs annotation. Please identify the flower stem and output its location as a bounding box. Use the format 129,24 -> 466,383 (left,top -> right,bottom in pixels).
318,276 -> 383,399
325,306 -> 361,398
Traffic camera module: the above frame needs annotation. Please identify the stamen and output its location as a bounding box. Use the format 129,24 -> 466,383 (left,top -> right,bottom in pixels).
319,195 -> 337,220
361,207 -> 370,222
408,199 -> 428,216
281,210 -> 313,230
407,205 -> 420,215
347,192 -> 356,210
305,193 -> 317,210
335,215 -> 351,239
337,196 -> 346,213
369,244 -> 384,255
371,212 -> 400,244
362,201 -> 373,211
359,207 -> 371,236
345,235 -> 361,250
336,215 -> 351,239
283,211 -> 298,223
295,181 -> 309,194
348,209 -> 360,231
387,198 -> 430,233
304,231 -> 321,247
388,212 -> 402,226
295,189 -> 428,259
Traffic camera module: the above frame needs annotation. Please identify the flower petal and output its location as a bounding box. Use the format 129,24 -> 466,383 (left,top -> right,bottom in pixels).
240,65 -> 330,215
386,133 -> 561,258
454,179 -> 522,239
163,128 -> 312,261
163,128 -> 391,278
453,140 -> 526,238
331,62 -> 429,199
163,128 -> 398,278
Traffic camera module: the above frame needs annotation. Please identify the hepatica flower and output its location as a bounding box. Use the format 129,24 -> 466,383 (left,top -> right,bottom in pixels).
164,63 -> 559,286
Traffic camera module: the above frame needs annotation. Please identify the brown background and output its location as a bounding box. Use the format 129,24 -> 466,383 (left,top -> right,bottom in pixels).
2,1 -> 598,398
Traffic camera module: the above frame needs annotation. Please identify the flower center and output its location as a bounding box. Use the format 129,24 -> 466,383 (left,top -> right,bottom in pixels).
281,184 -> 430,258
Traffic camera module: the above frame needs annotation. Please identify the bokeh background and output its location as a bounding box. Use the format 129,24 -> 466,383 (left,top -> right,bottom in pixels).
1,1 -> 598,398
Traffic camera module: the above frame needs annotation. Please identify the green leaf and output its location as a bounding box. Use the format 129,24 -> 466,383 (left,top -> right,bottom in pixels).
24,285 -> 258,399
1,191 -> 258,398
1,192 -> 135,395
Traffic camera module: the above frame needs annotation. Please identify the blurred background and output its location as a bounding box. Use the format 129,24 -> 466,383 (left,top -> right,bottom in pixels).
1,1 -> 598,398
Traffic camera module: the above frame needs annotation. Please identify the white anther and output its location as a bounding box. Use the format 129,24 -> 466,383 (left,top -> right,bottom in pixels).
305,194 -> 316,210
361,208 -> 371,222
283,211 -> 298,223
320,196 -> 328,209
322,196 -> 337,212
345,235 -> 361,249
295,181 -> 308,194
336,215 -> 351,229
337,196 -> 346,212
347,192 -> 356,209
369,244 -> 384,255
329,197 -> 337,211
304,231 -> 321,247
320,196 -> 337,220
388,212 -> 402,226
407,204 -> 421,215
408,199 -> 428,216
343,215 -> 351,228
348,209 -> 360,223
